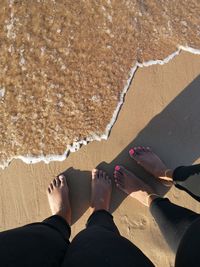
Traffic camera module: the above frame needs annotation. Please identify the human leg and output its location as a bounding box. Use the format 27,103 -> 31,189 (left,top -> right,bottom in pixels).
127,146 -> 200,249
114,165 -> 200,253
62,169 -> 154,267
0,174 -> 71,267
150,197 -> 200,252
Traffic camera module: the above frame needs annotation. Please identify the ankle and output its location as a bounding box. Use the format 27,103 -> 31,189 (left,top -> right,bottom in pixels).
146,194 -> 161,207
90,205 -> 109,214
55,209 -> 71,225
159,169 -> 173,180
164,169 -> 173,180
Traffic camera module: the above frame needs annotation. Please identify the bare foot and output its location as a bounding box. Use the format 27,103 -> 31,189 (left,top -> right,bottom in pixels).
129,146 -> 173,185
47,174 -> 71,225
114,165 -> 159,207
91,169 -> 112,213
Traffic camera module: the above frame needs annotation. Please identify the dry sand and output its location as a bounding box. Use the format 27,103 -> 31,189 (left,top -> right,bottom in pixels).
0,51 -> 200,266
1,0 -> 200,168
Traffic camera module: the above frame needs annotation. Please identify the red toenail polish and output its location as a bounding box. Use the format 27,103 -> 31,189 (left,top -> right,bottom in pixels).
129,149 -> 134,155
115,165 -> 120,171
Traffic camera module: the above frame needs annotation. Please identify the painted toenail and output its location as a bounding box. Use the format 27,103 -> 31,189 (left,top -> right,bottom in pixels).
115,165 -> 120,171
129,149 -> 134,155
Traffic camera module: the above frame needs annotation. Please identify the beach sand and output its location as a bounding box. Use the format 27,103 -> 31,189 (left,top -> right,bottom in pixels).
0,51 -> 200,266
1,0 -> 200,168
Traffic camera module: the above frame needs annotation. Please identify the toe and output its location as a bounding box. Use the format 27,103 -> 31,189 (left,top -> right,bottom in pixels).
104,172 -> 111,184
106,175 -> 112,184
47,186 -> 51,194
143,146 -> 151,152
55,177 -> 61,187
137,146 -> 146,154
114,172 -> 125,185
116,182 -> 124,191
99,170 -> 103,179
129,147 -> 142,163
58,174 -> 66,185
114,177 -> 124,187
50,183 -> 54,191
129,147 -> 141,158
92,169 -> 98,179
129,148 -> 135,157
114,166 -> 125,178
114,168 -> 125,187
118,165 -> 132,177
135,146 -> 142,152
114,169 -> 123,178
53,179 -> 57,187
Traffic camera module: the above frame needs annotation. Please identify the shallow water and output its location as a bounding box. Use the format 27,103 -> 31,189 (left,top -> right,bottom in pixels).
0,0 -> 200,168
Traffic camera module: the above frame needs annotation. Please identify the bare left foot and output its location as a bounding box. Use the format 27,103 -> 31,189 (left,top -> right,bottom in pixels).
91,169 -> 112,213
47,174 -> 71,225
129,146 -> 173,186
114,165 -> 159,207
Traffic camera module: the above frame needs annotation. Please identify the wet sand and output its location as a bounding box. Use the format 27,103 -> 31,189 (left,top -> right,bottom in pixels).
0,51 -> 200,266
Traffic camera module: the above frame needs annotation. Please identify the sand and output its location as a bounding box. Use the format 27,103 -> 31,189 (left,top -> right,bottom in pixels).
0,0 -> 200,168
0,51 -> 200,266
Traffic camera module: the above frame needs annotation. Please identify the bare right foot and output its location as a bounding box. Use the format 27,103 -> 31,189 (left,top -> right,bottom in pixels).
129,146 -> 173,185
90,169 -> 112,213
47,174 -> 71,225
114,165 -> 159,207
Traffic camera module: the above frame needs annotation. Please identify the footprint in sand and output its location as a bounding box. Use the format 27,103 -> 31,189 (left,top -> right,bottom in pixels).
121,215 -> 148,234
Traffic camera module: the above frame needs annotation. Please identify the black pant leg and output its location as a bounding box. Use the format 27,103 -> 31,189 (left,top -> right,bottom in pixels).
150,197 -> 200,252
173,164 -> 200,182
0,215 -> 71,267
86,209 -> 120,234
43,214 -> 71,241
62,210 -> 154,267
173,164 -> 200,202
175,217 -> 200,267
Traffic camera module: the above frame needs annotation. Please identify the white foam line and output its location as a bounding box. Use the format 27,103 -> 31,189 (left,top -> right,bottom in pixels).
179,45 -> 200,55
1,45 -> 200,169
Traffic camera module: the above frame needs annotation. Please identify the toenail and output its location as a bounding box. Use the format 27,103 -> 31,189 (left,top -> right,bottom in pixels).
129,149 -> 134,155
115,165 -> 120,171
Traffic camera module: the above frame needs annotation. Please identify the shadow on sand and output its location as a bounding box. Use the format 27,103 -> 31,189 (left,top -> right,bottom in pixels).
63,75 -> 200,225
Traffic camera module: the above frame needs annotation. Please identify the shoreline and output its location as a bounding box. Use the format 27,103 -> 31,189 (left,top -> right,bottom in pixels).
1,46 -> 200,170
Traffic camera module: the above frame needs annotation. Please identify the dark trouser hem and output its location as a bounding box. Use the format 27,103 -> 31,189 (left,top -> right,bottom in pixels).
172,164 -> 200,202
150,197 -> 200,252
0,215 -> 70,266
173,164 -> 200,182
42,215 -> 71,241
86,209 -> 120,235
62,210 -> 154,267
